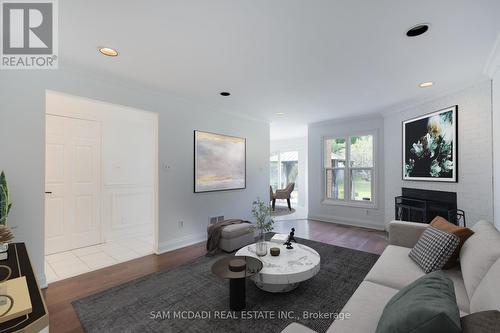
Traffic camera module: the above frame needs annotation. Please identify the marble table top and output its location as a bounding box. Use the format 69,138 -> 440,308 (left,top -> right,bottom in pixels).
235,241 -> 321,285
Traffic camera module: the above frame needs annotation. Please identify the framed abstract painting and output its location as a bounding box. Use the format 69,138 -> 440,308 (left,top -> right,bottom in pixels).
194,130 -> 246,193
402,105 -> 458,182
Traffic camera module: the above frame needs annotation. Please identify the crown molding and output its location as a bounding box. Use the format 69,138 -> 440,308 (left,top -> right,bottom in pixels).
484,32 -> 500,78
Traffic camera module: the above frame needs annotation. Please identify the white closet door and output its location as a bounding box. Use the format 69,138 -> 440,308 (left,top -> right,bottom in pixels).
45,115 -> 102,254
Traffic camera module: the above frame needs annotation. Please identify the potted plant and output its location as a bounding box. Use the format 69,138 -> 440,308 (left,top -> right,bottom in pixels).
251,198 -> 275,256
0,172 -> 14,259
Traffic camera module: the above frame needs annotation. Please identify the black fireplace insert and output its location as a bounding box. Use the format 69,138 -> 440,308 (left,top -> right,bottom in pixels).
395,188 -> 465,226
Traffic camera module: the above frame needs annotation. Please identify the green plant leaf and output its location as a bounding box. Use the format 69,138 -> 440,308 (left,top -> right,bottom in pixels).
0,172 -> 12,225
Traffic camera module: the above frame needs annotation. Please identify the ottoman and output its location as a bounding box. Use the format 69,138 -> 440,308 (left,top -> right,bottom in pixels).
219,223 -> 255,252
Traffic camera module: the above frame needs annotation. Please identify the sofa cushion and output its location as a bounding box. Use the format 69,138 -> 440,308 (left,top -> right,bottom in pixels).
469,258 -> 500,313
364,245 -> 425,290
280,322 -> 317,333
375,271 -> 461,333
326,281 -> 399,333
388,221 -> 428,248
220,223 -> 252,238
408,226 -> 460,273
460,311 -> 500,333
364,245 -> 471,314
460,221 -> 500,299
430,216 -> 474,268
443,267 -> 470,314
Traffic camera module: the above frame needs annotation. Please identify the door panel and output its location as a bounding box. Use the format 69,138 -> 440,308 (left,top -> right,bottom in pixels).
46,144 -> 65,183
45,115 -> 102,255
45,197 -> 64,238
75,195 -> 92,233
75,146 -> 92,182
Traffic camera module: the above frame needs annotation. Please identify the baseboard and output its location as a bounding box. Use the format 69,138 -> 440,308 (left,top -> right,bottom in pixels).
38,273 -> 48,289
157,232 -> 207,255
308,214 -> 386,231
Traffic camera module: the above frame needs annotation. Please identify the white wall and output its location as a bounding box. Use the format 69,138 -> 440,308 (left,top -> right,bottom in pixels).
0,69 -> 269,286
384,81 -> 493,227
493,71 -> 500,231
307,115 -> 385,230
270,136 -> 308,208
46,91 -> 157,243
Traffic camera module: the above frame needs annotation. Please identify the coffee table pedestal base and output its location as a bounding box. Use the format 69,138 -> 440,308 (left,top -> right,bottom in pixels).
229,278 -> 246,311
255,281 -> 300,293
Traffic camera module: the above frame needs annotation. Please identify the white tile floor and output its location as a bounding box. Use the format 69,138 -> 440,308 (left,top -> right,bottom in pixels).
45,235 -> 154,284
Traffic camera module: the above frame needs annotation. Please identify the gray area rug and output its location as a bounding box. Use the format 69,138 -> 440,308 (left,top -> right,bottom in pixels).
73,236 -> 379,333
271,206 -> 296,216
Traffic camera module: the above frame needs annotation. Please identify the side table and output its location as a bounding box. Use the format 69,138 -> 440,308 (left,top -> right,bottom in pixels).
211,255 -> 262,311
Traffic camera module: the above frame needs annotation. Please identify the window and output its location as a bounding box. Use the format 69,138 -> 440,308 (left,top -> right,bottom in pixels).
324,134 -> 374,205
270,151 -> 299,203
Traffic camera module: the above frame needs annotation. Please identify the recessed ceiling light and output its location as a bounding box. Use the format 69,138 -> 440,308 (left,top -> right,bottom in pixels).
98,47 -> 118,57
275,112 -> 285,116
220,92 -> 231,96
419,81 -> 434,88
406,24 -> 430,37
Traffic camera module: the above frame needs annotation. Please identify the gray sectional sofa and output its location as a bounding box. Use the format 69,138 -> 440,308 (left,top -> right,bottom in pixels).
282,220 -> 500,333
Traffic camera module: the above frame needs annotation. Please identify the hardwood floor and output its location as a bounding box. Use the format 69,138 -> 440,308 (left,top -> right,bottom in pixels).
273,219 -> 388,255
43,219 -> 388,333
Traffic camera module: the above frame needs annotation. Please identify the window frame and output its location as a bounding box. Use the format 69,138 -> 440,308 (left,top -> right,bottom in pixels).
322,131 -> 377,209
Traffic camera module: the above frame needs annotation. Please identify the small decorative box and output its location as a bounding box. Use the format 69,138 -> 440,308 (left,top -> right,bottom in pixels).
270,247 -> 280,256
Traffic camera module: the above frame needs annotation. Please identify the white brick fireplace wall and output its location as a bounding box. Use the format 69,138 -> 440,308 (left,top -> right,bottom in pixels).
384,81 -> 493,227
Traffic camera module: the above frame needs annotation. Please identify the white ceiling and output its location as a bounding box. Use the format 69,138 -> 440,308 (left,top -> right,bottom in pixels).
60,0 -> 500,137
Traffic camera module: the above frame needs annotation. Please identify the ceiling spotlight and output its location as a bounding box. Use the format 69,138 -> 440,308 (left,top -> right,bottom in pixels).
220,92 -> 231,96
419,81 -> 434,88
275,112 -> 285,116
406,24 -> 430,37
98,47 -> 118,57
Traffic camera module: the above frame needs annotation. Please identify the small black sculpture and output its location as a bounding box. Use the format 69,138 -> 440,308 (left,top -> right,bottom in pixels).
284,228 -> 297,249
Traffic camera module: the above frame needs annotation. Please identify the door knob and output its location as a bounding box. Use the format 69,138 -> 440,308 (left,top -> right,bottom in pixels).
45,191 -> 52,194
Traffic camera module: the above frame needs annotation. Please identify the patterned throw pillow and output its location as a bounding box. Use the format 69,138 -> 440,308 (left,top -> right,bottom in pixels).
409,226 -> 460,273
430,216 -> 474,269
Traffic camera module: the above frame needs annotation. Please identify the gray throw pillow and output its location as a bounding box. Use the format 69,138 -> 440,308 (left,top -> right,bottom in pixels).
409,226 -> 460,273
461,311 -> 500,333
376,271 -> 461,333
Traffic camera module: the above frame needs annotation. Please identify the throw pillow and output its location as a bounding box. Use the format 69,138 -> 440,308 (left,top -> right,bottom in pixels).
461,311 -> 500,333
376,271 -> 461,333
409,226 -> 460,273
430,216 -> 474,268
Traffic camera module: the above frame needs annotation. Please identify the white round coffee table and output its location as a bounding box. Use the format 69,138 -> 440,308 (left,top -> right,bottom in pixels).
235,241 -> 320,292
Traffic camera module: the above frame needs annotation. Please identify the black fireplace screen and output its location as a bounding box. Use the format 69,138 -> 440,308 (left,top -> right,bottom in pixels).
395,188 -> 466,226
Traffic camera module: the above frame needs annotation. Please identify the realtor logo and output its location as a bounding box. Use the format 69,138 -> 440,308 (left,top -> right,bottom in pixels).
1,0 -> 58,69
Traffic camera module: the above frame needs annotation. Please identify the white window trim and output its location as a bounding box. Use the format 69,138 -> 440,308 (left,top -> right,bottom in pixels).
322,130 -> 378,209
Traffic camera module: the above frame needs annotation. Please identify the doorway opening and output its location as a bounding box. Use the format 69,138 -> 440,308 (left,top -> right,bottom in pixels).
44,91 -> 159,284
270,151 -> 299,204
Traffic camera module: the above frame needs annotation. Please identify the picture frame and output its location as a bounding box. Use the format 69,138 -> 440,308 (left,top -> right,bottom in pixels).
194,130 -> 246,193
402,105 -> 458,182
